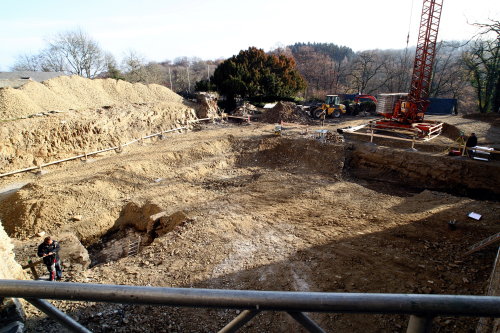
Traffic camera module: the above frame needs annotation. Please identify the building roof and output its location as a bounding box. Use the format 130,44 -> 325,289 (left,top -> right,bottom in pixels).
0,71 -> 66,88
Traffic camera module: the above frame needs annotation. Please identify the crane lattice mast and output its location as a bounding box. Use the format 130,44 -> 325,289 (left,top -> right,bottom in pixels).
403,0 -> 444,123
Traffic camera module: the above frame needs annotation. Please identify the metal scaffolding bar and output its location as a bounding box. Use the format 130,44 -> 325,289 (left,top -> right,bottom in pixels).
1,280 -> 499,317
218,310 -> 260,333
26,298 -> 91,333
287,311 -> 326,333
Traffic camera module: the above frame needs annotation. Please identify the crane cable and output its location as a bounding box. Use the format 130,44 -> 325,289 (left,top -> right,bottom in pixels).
406,0 -> 415,48
403,0 -> 416,77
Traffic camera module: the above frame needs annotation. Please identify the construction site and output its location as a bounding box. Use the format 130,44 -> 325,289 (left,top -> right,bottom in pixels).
0,0 -> 499,331
0,71 -> 498,332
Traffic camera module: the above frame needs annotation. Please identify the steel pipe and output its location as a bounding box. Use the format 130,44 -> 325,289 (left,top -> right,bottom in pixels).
218,310 -> 260,333
26,298 -> 91,333
287,312 -> 326,333
1,280 -> 499,317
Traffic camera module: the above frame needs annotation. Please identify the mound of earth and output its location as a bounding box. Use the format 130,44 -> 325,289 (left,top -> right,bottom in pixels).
0,76 -> 196,173
463,112 -> 500,127
260,101 -> 311,124
0,75 -> 182,120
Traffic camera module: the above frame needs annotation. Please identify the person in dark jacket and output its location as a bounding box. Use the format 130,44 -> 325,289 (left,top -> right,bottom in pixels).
37,236 -> 62,281
465,133 -> 478,158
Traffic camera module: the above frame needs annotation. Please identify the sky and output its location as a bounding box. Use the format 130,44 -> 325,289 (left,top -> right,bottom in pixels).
0,0 -> 498,71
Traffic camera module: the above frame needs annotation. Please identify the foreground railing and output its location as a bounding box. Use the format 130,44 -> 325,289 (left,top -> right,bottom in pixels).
1,280 -> 499,333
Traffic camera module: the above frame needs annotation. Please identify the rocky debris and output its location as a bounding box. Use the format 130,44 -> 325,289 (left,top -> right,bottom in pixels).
113,202 -> 163,232
0,299 -> 25,331
114,203 -> 190,239
0,220 -> 27,331
326,131 -> 344,143
0,219 -> 27,280
194,92 -> 219,118
58,232 -> 91,270
150,210 -> 189,238
260,101 -> 311,124
232,102 -> 260,117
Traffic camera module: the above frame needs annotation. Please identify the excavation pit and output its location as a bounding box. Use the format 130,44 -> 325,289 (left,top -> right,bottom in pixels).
1,124 -> 499,332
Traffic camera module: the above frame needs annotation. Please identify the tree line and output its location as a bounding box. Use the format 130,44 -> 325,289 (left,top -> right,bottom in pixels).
11,20 -> 499,113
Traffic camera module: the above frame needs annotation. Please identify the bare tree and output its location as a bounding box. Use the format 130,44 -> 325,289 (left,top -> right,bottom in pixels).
121,50 -> 166,85
101,52 -> 123,79
431,41 -> 468,98
40,47 -> 65,72
378,49 -> 413,93
121,50 -> 147,82
11,29 -> 109,77
47,29 -> 107,78
348,51 -> 386,94
11,53 -> 43,71
463,19 -> 500,113
292,46 -> 336,98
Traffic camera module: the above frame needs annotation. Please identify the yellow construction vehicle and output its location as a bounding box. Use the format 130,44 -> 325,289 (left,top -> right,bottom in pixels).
311,95 -> 346,119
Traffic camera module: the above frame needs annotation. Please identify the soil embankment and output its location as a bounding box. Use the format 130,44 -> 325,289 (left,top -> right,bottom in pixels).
346,142 -> 500,199
0,76 -> 196,173
0,115 -> 499,332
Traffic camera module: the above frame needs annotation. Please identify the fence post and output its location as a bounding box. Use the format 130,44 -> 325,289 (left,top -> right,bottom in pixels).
406,315 -> 433,333
28,260 -> 39,280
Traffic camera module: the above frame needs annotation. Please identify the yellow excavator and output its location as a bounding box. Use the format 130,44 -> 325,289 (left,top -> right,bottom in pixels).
311,95 -> 346,119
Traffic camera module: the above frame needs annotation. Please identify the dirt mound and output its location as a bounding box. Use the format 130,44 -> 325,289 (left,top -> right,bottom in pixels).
194,92 -> 219,118
463,112 -> 500,127
260,101 -> 311,124
0,75 -> 183,119
237,136 -> 345,178
0,219 -> 27,280
113,202 -> 163,232
0,76 -> 195,173
232,102 -> 260,117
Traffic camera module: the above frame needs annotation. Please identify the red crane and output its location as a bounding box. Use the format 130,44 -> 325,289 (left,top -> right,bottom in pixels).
377,0 -> 444,136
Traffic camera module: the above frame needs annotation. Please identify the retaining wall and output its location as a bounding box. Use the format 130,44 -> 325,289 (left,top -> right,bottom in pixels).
345,142 -> 500,199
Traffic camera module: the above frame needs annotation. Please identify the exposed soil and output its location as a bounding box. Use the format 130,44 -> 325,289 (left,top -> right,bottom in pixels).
0,75 -> 183,120
0,76 -> 196,174
1,117 -> 498,332
260,101 -> 312,124
463,113 -> 500,127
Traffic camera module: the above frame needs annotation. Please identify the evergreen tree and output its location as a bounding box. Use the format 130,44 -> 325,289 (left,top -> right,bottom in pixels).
211,47 -> 306,109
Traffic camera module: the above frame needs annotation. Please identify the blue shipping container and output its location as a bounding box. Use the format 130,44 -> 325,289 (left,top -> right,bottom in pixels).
427,98 -> 457,115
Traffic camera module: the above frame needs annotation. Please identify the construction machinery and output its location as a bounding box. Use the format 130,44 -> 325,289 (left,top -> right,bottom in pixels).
354,94 -> 377,104
376,0 -> 444,138
311,95 -> 346,119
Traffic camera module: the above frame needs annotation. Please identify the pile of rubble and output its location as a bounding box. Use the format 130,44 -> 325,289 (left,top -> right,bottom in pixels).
232,102 -> 260,117
326,131 -> 344,143
260,101 -> 311,124
194,92 -> 219,118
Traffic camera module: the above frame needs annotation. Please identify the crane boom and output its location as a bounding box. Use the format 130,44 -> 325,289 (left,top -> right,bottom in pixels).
377,0 -> 445,137
404,0 -> 444,123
